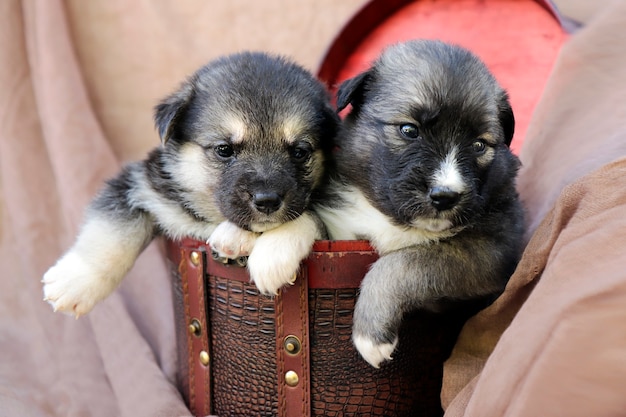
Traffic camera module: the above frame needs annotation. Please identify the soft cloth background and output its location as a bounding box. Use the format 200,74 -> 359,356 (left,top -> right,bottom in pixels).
0,2 -> 365,416
1,1 -> 625,416
442,1 -> 626,415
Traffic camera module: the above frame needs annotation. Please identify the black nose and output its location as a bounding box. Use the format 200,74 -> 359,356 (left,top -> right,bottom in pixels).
429,187 -> 460,211
252,192 -> 282,214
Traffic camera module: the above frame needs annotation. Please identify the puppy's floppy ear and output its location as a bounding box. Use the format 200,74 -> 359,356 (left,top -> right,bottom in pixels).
336,71 -> 372,113
498,91 -> 515,147
154,81 -> 195,144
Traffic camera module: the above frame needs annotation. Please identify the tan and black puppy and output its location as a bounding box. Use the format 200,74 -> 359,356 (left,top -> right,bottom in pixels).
315,40 -> 524,367
43,52 -> 339,316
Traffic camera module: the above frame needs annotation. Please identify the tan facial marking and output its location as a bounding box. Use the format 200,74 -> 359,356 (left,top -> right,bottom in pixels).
282,117 -> 306,144
479,132 -> 496,145
223,114 -> 247,145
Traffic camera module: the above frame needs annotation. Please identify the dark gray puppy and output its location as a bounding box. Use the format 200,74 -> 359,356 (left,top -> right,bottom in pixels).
43,52 -> 339,316
315,40 -> 524,367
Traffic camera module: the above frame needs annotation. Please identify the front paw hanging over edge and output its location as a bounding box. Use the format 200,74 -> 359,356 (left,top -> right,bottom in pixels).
208,221 -> 259,266
352,333 -> 399,368
247,211 -> 322,296
42,251 -> 120,318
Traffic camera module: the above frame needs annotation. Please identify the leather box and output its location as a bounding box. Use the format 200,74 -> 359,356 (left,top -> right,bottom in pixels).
167,238 -> 469,417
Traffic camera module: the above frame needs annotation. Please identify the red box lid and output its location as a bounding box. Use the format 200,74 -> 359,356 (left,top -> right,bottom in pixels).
317,0 -> 569,154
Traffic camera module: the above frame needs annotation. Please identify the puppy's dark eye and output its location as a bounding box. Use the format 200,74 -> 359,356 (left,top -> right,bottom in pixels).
472,140 -> 487,154
399,123 -> 420,139
290,144 -> 312,161
214,144 -> 234,159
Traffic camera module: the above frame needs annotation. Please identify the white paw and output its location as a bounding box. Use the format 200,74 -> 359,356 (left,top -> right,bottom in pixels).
247,238 -> 302,295
353,334 -> 399,368
42,252 -> 118,317
246,212 -> 319,295
208,221 -> 259,260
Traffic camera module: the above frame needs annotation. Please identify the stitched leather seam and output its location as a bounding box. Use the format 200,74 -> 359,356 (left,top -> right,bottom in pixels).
179,248 -> 196,414
299,274 -> 310,417
276,292 -> 286,415
195,253 -> 210,417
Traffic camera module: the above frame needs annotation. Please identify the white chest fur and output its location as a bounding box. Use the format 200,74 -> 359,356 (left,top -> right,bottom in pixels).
316,185 -> 452,254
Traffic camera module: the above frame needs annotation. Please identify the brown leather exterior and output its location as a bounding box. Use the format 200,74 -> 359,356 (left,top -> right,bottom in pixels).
168,238 -> 468,417
207,275 -> 278,415
276,273 -> 311,417
170,242 -> 212,416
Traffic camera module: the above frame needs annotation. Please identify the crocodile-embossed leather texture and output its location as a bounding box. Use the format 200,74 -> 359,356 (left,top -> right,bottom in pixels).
308,289 -> 461,417
207,275 -> 278,417
169,239 -> 470,417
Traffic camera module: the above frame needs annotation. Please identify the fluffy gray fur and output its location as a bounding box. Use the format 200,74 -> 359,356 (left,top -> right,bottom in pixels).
314,40 -> 524,367
43,52 -> 339,316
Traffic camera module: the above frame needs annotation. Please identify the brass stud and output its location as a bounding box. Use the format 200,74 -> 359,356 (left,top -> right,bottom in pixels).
188,319 -> 202,337
189,251 -> 201,266
284,370 -> 299,387
199,350 -> 210,366
283,335 -> 301,355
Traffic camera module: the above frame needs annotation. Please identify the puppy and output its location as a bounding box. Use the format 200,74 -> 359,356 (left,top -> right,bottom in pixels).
43,52 -> 339,316
315,40 -> 525,367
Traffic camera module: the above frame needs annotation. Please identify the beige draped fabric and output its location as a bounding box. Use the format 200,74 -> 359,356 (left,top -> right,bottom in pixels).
2,1 -> 625,416
0,1 -> 364,416
442,1 -> 626,415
